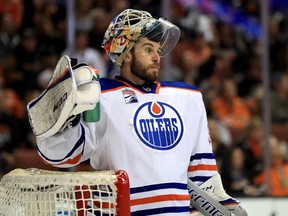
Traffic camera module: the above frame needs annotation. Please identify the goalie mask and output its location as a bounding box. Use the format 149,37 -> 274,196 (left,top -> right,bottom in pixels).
102,9 -> 180,67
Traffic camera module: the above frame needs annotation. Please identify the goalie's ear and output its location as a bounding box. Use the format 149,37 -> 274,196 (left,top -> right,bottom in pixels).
123,53 -> 132,63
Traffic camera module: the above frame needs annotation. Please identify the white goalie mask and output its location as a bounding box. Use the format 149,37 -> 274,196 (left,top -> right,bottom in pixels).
102,9 -> 180,67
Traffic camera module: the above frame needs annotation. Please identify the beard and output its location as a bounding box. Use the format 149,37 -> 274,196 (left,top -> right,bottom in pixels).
130,53 -> 160,82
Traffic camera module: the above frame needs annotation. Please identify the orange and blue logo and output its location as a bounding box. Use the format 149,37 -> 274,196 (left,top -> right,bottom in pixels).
133,101 -> 183,150
122,88 -> 138,104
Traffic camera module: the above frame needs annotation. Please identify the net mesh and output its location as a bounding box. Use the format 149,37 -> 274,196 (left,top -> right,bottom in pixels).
0,168 -> 122,216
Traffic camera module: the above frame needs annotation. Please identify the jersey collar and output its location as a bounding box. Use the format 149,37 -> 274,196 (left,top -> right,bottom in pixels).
114,76 -> 159,93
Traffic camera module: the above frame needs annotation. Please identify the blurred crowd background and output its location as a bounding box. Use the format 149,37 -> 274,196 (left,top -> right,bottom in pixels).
1,0 -> 288,197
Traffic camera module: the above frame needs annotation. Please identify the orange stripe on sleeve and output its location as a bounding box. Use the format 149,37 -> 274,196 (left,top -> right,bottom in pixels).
130,194 -> 190,206
188,164 -> 218,172
55,153 -> 82,166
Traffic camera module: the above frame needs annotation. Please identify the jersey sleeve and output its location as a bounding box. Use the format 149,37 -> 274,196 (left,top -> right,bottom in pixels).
36,118 -> 99,168
187,92 -> 218,185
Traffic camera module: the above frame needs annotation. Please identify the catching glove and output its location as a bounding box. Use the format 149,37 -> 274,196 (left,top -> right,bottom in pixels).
27,55 -> 101,139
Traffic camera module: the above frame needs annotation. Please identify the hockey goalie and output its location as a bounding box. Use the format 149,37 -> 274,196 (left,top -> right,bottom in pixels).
27,8 -> 248,216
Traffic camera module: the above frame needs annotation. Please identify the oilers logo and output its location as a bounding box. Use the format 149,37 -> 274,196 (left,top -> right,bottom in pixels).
133,101 -> 183,150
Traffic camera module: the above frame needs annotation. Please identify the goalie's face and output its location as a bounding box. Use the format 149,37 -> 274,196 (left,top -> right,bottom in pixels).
126,37 -> 161,84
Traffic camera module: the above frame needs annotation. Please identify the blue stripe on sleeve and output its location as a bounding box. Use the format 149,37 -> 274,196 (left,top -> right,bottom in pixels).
190,153 -> 215,161
189,176 -> 211,182
130,182 -> 187,194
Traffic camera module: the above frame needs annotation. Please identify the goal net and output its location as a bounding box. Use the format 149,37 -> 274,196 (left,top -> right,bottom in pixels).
0,168 -> 130,216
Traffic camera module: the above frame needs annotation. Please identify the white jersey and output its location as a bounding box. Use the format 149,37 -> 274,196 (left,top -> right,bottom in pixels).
37,76 -> 219,215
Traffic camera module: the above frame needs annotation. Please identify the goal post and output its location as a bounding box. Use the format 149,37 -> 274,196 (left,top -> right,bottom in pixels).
0,168 -> 130,216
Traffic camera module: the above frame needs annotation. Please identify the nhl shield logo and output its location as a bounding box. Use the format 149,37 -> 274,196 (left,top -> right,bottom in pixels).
133,101 -> 184,150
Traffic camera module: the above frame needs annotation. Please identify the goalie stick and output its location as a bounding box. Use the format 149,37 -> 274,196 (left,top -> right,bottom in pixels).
188,179 -> 234,216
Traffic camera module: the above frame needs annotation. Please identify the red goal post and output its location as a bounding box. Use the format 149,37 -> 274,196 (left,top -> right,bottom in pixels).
0,168 -> 130,216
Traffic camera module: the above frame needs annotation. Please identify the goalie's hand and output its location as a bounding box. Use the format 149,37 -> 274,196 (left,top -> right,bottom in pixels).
27,55 -> 101,139
69,62 -> 100,116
